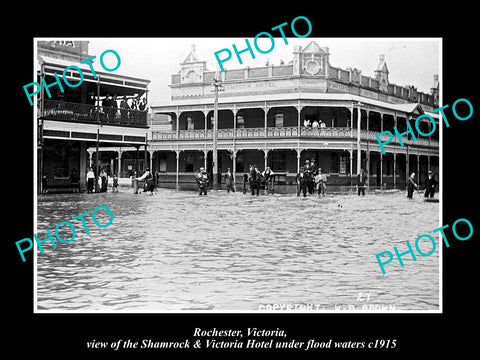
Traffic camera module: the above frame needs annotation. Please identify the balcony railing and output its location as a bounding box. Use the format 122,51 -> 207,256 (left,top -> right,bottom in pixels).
42,100 -> 148,127
151,126 -> 438,147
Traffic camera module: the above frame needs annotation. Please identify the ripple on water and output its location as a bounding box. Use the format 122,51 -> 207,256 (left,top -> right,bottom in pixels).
36,188 -> 439,311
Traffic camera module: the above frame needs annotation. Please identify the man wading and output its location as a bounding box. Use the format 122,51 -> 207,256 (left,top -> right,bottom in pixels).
224,168 -> 235,193
424,170 -> 438,198
196,167 -> 210,195
357,168 -> 367,196
407,172 -> 418,199
296,166 -> 307,197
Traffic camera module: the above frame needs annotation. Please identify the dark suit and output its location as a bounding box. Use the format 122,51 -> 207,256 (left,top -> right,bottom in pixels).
357,173 -> 367,196
424,175 -> 438,198
305,164 -> 316,194
224,172 -> 235,193
196,172 -> 210,195
296,171 -> 307,197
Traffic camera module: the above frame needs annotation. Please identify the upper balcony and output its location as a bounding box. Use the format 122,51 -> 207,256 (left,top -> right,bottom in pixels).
37,54 -> 150,129
43,99 -> 148,128
151,126 -> 438,148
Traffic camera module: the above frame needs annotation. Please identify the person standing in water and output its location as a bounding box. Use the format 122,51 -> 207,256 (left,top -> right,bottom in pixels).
407,172 -> 418,199
296,166 -> 307,197
357,168 -> 367,196
262,166 -> 275,194
424,170 -> 438,198
224,168 -> 235,193
315,168 -> 327,197
86,167 -> 95,193
136,168 -> 154,195
112,173 -> 119,192
196,167 -> 210,195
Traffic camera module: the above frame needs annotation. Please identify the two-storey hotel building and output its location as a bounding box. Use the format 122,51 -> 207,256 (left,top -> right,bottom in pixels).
36,40 -> 150,193
151,41 -> 440,188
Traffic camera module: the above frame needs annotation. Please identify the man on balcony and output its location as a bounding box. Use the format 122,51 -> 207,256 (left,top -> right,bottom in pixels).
120,96 -> 130,124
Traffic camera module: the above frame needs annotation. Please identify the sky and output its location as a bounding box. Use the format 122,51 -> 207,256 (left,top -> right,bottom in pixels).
86,38 -> 441,107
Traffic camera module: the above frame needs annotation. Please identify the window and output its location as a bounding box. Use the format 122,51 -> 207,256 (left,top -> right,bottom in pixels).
271,152 -> 286,171
185,154 -> 194,172
339,155 -> 347,174
187,116 -> 194,130
237,153 -> 244,172
330,153 -> 339,173
275,113 -> 284,127
237,115 -> 245,129
159,159 -> 167,172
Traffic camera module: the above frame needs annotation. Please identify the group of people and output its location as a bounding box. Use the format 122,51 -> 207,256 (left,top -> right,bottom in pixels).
86,167 -> 119,193
295,159 -> 328,197
304,119 -> 327,128
134,168 -> 155,194
99,94 -> 147,123
242,165 -> 276,196
194,160 -> 438,200
407,170 -> 438,199
194,165 -> 275,196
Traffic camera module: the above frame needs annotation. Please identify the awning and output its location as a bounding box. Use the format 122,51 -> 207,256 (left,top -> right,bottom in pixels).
37,55 -> 150,98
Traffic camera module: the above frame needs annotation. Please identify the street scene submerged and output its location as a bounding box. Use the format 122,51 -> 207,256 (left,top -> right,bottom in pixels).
36,186 -> 439,311
33,38 -> 441,312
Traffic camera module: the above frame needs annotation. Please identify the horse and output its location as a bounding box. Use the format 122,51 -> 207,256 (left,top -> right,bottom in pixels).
248,166 -> 262,196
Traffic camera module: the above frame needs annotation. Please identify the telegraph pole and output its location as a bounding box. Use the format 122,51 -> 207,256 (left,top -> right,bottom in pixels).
357,102 -> 363,175
211,70 -> 224,188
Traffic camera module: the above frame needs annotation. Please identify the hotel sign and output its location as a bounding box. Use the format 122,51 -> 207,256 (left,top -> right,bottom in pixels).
223,80 -> 278,91
360,88 -> 379,100
37,40 -> 89,58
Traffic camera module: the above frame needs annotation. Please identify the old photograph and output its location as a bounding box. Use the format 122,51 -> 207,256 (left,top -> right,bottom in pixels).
31,37 -> 441,312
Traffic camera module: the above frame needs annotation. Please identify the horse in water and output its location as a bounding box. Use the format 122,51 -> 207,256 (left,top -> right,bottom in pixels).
248,166 -> 262,196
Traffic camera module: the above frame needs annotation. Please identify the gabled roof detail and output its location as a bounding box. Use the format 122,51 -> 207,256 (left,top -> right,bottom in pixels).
301,40 -> 328,55
182,44 -> 201,63
375,54 -> 389,74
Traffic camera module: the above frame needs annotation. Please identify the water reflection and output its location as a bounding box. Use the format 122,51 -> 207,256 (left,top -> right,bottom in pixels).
36,187 -> 440,312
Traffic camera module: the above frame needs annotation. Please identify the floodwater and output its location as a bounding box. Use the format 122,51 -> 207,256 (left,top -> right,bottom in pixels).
36,186 -> 440,312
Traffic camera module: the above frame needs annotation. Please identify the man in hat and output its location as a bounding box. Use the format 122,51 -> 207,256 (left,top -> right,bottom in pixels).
424,170 -> 438,198
407,172 -> 418,199
224,167 -> 235,193
304,159 -> 315,195
296,166 -> 308,197
136,167 -> 154,195
315,168 -> 327,197
262,166 -> 275,194
357,168 -> 368,196
196,167 -> 210,195
120,96 -> 130,124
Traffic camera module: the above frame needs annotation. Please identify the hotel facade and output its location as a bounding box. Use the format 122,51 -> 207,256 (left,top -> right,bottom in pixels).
150,41 -> 440,189
36,40 -> 150,193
